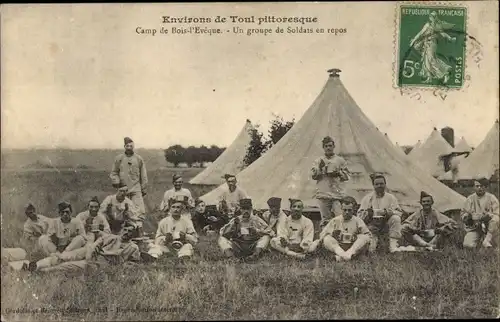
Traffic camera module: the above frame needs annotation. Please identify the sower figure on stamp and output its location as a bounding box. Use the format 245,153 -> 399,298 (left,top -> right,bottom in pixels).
462,178 -> 499,249
217,174 -> 249,220
145,196 -> 198,261
159,174 -> 195,220
75,196 -> 111,243
38,201 -> 87,257
259,197 -> 288,239
24,226 -> 141,273
99,183 -> 142,236
110,136 -> 148,235
401,191 -> 458,251
218,198 -> 270,261
318,196 -> 371,261
409,11 -> 457,84
357,173 -> 403,253
270,199 -> 318,259
311,136 -> 350,229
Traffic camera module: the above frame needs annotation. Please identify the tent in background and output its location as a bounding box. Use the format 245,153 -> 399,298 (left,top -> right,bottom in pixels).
408,140 -> 422,155
189,119 -> 254,185
200,69 -> 465,213
395,142 -> 407,155
439,120 -> 499,181
409,128 -> 454,178
455,137 -> 472,152
384,133 -> 408,158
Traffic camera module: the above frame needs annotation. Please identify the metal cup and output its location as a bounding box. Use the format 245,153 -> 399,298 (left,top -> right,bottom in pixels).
240,227 -> 249,235
341,233 -> 353,243
423,229 -> 435,239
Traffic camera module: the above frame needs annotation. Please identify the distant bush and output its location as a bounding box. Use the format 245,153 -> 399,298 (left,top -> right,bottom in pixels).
164,145 -> 225,168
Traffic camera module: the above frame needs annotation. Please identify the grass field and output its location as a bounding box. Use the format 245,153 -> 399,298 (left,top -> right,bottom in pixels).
1,168 -> 499,320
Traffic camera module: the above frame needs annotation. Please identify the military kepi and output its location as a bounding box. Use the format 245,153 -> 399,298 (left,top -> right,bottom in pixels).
267,197 -> 282,207
420,191 -> 432,199
240,198 -> 252,210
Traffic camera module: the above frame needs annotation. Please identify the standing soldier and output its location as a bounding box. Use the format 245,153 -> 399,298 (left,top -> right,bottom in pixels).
110,137 -> 148,225
311,136 -> 350,228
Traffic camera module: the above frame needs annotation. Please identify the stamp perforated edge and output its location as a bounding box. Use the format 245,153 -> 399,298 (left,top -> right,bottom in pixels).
392,1 -> 470,91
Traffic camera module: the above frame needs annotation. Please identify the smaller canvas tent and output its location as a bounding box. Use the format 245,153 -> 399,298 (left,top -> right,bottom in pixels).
395,142 -> 407,155
410,128 -> 454,178
454,137 -> 472,153
383,133 -> 407,158
439,120 -> 499,182
189,120 -> 254,185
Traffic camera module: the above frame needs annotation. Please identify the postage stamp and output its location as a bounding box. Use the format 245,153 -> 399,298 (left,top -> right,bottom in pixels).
395,4 -> 467,89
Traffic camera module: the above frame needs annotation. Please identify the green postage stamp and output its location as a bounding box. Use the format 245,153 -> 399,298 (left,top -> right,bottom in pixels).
395,4 -> 467,88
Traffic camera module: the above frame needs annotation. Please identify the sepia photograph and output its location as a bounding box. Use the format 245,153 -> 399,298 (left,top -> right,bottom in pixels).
1,2 -> 499,320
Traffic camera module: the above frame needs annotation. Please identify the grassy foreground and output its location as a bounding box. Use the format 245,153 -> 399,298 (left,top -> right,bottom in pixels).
1,169 -> 499,320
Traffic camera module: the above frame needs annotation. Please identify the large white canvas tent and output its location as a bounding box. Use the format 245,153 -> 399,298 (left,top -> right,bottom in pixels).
200,70 -> 465,213
439,120 -> 499,181
189,119 -> 254,185
409,128 -> 454,178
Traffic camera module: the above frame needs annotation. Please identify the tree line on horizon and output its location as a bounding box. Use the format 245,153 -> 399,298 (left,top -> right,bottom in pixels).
164,114 -> 295,168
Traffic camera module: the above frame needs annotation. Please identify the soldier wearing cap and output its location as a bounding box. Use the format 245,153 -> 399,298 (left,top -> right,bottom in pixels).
75,196 -> 111,243
311,136 -> 350,228
159,174 -> 195,217
98,182 -> 142,235
357,173 -> 403,253
461,178 -> 499,249
110,137 -> 148,222
402,191 -> 458,250
145,196 -> 198,261
319,196 -> 371,261
218,198 -> 270,260
259,197 -> 288,238
38,201 -> 87,257
22,203 -> 51,244
217,174 -> 249,218
191,199 -> 228,234
270,199 -> 316,259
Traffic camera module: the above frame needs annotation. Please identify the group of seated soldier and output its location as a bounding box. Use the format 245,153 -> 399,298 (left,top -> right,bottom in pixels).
1,173 -> 498,273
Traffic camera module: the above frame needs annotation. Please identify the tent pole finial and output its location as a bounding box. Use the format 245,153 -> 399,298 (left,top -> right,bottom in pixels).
327,68 -> 342,77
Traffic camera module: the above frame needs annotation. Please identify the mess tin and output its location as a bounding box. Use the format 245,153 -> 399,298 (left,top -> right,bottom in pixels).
422,229 -> 435,239
240,227 -> 250,235
341,232 -> 353,243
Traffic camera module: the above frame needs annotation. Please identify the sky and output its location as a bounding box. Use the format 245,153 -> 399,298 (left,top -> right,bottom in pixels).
1,3 -> 498,149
